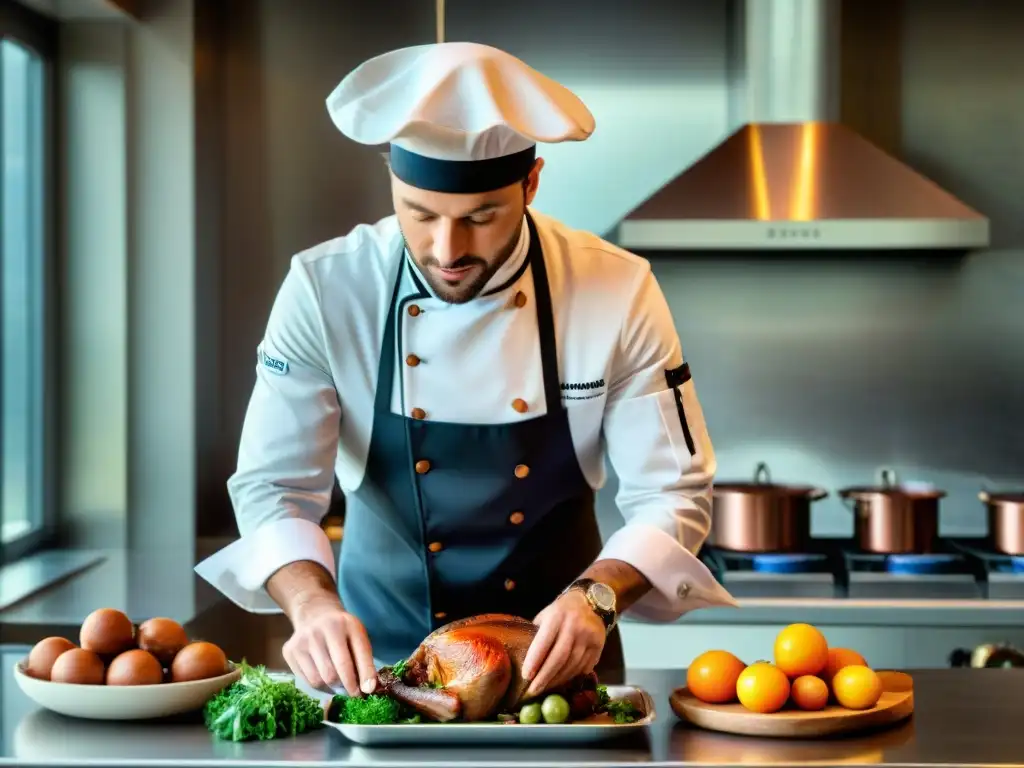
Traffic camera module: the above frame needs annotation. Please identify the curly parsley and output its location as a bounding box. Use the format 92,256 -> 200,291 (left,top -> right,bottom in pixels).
203,661 -> 324,742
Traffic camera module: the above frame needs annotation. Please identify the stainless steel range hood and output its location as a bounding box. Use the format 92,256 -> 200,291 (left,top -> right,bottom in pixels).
615,0 -> 990,251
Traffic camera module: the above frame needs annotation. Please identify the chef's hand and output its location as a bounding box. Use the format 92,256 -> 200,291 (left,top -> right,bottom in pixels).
283,594 -> 377,698
522,589 -> 606,698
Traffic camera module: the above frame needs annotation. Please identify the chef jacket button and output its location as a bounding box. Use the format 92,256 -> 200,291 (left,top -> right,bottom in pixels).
411,407 -> 426,420
408,304 -> 421,317
406,354 -> 421,367
514,464 -> 530,479
415,459 -> 431,474
514,291 -> 528,308
428,541 -> 443,553
509,511 -> 525,525
677,582 -> 691,599
434,611 -> 447,620
511,398 -> 528,413
504,579 -> 516,591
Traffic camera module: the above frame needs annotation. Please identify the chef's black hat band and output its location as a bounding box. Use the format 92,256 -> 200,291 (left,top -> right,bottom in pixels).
388,144 -> 537,194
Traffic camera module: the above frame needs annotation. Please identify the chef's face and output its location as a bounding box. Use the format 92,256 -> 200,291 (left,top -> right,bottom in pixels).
391,159 -> 543,304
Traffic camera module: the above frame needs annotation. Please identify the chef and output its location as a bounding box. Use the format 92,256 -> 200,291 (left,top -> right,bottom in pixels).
195,41 -> 736,701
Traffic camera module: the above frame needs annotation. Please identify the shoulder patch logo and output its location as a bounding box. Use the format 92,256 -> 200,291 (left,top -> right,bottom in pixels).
258,345 -> 290,375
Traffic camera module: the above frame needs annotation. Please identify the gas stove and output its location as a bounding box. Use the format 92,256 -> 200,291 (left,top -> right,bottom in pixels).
699,537 -> 1023,600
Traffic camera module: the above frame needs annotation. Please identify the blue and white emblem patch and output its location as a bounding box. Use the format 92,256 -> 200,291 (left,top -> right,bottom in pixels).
258,345 -> 289,375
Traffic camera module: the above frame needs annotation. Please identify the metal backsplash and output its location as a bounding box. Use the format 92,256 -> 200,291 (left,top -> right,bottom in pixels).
204,0 -> 1024,540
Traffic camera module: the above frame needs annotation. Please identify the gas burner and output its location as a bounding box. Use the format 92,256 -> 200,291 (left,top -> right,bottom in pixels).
947,539 -> 1024,599
842,545 -> 981,600
885,553 -> 962,575
703,548 -> 836,599
752,553 -> 828,574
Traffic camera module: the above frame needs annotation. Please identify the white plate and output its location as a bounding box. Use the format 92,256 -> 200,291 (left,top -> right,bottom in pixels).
13,659 -> 242,720
325,685 -> 656,745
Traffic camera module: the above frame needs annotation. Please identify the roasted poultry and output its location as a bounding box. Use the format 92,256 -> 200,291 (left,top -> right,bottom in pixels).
376,613 -> 598,722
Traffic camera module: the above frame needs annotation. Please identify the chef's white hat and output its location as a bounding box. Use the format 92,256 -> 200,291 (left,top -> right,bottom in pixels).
326,42 -> 595,194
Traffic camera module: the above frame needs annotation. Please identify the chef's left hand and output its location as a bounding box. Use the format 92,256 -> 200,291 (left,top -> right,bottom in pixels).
522,589 -> 606,698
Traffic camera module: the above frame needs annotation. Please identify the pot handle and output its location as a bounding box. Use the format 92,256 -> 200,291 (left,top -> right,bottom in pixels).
878,467 -> 898,488
754,461 -> 771,485
838,487 -> 858,510
809,488 -> 829,501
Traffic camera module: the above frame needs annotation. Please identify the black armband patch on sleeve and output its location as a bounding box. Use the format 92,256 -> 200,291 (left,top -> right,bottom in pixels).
665,362 -> 692,388
665,363 -> 696,456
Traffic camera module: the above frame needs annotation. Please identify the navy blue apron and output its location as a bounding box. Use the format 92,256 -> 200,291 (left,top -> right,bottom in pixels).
338,213 -> 624,677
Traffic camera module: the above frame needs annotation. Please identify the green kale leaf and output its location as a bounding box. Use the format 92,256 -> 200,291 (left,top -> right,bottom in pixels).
203,661 -> 324,742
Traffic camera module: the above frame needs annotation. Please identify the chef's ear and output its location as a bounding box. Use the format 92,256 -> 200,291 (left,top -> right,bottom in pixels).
523,158 -> 544,205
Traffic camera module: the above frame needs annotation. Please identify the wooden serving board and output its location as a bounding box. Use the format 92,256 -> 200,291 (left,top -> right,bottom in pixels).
670,671 -> 914,739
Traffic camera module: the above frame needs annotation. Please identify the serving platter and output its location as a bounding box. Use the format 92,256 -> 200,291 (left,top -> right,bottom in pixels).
670,671 -> 914,739
13,659 -> 241,720
325,685 -> 656,745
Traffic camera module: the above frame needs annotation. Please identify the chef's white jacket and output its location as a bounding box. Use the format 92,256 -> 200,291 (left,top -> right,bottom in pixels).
194,208 -> 738,621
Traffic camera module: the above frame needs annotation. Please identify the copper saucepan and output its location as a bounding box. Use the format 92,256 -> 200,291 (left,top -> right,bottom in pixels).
710,462 -> 828,553
839,469 -> 945,554
980,490 -> 1024,555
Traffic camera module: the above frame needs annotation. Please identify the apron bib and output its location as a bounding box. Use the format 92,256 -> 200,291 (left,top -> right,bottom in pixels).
339,213 -> 623,676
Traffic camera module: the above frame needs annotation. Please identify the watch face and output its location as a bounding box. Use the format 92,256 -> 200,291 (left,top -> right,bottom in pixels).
589,583 -> 616,612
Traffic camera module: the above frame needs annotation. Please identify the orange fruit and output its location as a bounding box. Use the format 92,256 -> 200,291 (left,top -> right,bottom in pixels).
774,623 -> 829,678
824,648 -> 868,684
736,662 -> 791,714
790,675 -> 829,711
687,650 -> 746,704
831,665 -> 883,710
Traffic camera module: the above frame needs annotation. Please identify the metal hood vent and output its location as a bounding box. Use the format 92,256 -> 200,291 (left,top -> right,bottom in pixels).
616,0 -> 989,251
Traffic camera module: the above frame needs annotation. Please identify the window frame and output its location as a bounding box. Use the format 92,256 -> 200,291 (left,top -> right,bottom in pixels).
0,0 -> 58,566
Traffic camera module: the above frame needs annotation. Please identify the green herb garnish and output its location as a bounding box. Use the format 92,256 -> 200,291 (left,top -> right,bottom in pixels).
391,658 -> 408,679
203,661 -> 324,742
327,693 -> 402,725
594,683 -> 640,723
327,692 -> 429,725
604,698 -> 640,724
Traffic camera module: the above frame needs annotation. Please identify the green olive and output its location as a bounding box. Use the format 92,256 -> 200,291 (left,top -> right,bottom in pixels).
519,702 -> 542,724
541,694 -> 570,724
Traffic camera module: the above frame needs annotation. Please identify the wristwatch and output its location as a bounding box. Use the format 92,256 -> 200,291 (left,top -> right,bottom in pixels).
564,578 -> 618,633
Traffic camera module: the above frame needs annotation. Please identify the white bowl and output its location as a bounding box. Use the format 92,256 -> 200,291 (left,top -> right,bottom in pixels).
13,659 -> 242,720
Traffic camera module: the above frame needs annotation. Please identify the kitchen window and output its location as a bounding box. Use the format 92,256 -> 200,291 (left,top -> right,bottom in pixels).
1,0 -> 56,566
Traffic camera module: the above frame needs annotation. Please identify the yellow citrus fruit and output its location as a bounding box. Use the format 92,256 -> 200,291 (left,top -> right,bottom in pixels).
736,662 -> 790,713
687,650 -> 747,704
790,675 -> 829,711
824,647 -> 869,684
774,623 -> 829,678
832,665 -> 883,710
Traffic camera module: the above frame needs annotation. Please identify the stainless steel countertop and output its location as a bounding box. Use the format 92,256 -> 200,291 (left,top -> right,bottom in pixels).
3,600 -> 1024,767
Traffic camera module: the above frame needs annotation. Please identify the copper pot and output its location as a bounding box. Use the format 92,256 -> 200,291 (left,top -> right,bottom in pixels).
980,490 -> 1024,555
839,469 -> 945,554
710,462 -> 828,553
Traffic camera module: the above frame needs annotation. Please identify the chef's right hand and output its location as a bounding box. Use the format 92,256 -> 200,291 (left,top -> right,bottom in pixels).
283,594 -> 377,698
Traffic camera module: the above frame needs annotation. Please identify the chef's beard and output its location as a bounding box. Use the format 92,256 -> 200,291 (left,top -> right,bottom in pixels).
402,219 -> 523,305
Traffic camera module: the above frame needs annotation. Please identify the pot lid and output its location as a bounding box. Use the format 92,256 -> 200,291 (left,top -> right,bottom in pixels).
713,462 -> 827,498
838,484 -> 946,499
839,469 -> 946,499
981,491 -> 1024,503
713,481 -> 825,495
